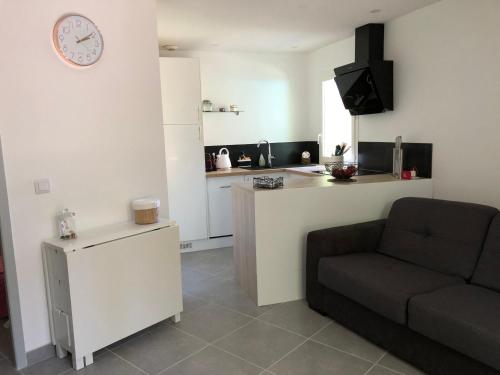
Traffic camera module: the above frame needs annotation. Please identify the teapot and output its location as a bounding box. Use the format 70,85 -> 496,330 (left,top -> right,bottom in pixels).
215,148 -> 232,170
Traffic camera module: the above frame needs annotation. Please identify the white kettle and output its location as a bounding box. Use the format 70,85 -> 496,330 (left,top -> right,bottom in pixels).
215,148 -> 232,170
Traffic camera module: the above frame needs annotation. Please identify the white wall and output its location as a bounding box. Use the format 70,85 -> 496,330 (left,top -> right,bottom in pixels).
162,50 -> 311,145
308,0 -> 500,208
0,0 -> 167,351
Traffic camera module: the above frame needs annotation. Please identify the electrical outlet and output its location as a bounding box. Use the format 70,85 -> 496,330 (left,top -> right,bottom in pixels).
34,178 -> 51,194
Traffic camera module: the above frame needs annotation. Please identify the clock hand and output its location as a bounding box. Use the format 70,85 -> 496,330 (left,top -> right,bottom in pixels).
77,32 -> 95,44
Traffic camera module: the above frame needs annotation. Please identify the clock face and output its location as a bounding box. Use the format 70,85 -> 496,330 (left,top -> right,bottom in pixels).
53,14 -> 103,67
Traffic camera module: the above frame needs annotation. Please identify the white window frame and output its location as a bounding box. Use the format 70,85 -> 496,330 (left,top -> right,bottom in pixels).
320,79 -> 358,163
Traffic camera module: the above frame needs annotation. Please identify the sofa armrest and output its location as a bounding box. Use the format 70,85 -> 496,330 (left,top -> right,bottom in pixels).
306,219 -> 386,312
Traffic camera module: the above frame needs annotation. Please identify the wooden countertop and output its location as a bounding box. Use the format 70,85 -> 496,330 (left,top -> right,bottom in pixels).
206,166 -> 324,178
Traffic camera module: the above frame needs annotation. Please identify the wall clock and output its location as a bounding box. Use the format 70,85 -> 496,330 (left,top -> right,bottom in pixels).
53,14 -> 104,67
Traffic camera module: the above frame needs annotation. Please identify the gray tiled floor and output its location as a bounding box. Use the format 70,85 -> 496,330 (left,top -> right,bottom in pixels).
2,247 -> 426,374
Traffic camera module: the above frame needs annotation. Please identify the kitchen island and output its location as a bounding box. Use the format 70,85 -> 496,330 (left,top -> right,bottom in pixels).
232,174 -> 433,306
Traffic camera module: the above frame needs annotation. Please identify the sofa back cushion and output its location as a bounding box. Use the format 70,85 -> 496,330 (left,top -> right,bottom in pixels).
472,214 -> 500,291
378,197 -> 497,278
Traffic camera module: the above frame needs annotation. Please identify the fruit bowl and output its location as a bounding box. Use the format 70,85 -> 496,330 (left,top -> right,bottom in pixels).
331,164 -> 358,180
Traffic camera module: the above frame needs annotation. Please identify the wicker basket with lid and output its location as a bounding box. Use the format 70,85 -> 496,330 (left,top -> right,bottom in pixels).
132,198 -> 160,225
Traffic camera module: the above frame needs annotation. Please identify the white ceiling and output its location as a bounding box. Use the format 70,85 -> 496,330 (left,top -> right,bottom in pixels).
156,0 -> 440,53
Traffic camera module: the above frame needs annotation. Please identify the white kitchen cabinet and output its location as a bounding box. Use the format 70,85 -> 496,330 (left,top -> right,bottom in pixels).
207,176 -> 244,237
164,125 -> 208,241
159,57 -> 201,125
43,220 -> 182,370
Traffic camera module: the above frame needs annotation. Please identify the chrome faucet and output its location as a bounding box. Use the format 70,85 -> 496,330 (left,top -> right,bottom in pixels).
257,139 -> 275,168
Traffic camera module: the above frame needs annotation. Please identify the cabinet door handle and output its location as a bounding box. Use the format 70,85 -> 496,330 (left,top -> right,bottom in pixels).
219,185 -> 231,189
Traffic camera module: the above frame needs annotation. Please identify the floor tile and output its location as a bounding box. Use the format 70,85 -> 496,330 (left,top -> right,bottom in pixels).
108,322 -> 164,350
112,324 -> 206,374
182,293 -> 206,314
269,340 -> 372,375
367,365 -> 401,375
161,345 -> 262,375
311,321 -> 385,361
258,300 -> 330,337
173,304 -> 251,342
191,255 -> 233,275
215,289 -> 276,317
0,358 -> 21,374
215,320 -> 304,368
181,248 -> 233,275
181,251 -> 215,270
379,354 -> 426,375
187,276 -> 274,317
61,352 -> 144,375
182,266 -> 213,281
182,274 -> 225,299
182,267 -> 214,291
214,267 -> 236,281
23,356 -> 72,375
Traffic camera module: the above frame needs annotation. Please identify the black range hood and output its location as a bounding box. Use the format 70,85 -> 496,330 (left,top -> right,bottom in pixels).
334,24 -> 393,115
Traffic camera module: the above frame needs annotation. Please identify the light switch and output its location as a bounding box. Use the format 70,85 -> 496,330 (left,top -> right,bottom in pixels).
34,179 -> 51,194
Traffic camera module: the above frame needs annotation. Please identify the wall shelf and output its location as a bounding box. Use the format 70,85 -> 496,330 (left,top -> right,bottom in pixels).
203,110 -> 243,116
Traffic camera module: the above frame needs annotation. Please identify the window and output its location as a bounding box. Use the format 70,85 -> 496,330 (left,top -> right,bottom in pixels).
321,79 -> 356,162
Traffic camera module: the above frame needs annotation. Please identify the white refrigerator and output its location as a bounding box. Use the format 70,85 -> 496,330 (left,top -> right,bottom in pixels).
160,57 -> 208,242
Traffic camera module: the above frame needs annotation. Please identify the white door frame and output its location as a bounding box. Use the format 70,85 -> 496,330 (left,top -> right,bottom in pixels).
0,136 -> 27,369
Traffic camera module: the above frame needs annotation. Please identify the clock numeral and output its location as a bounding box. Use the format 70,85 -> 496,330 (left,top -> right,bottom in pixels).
86,53 -> 91,61
59,34 -> 64,41
62,45 -> 68,52
92,49 -> 97,55
70,52 -> 75,59
95,41 -> 100,48
76,19 -> 81,28
63,26 -> 70,34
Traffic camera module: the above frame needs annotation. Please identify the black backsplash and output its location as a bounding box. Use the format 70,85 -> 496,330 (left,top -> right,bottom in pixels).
205,141 -> 319,168
358,142 -> 433,178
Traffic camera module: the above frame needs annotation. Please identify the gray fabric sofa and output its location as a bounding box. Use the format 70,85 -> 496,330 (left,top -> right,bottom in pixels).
307,197 -> 500,375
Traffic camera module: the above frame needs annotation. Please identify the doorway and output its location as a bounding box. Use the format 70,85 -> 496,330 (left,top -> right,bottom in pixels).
0,137 -> 27,369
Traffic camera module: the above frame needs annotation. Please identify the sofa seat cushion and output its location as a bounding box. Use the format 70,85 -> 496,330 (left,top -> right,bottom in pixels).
409,285 -> 500,371
317,252 -> 464,324
378,197 -> 498,279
